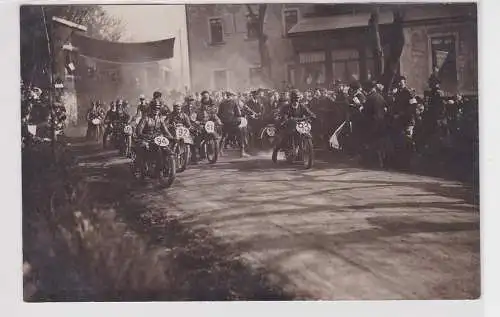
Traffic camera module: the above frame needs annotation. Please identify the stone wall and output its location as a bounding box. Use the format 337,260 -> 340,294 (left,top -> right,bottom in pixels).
400,20 -> 477,96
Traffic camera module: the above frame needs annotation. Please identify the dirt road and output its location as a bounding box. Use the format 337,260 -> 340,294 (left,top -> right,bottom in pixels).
74,143 -> 480,300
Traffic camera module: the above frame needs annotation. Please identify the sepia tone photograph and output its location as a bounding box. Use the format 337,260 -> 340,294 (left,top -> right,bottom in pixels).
21,2 -> 479,302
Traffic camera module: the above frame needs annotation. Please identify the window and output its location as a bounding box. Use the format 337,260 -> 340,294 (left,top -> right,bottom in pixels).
246,13 -> 260,40
430,35 -> 458,93
331,49 -> 360,83
287,65 -> 297,87
299,51 -> 326,87
365,44 -> 391,80
249,67 -> 263,86
213,70 -> 228,90
209,17 -> 224,44
283,8 -> 299,34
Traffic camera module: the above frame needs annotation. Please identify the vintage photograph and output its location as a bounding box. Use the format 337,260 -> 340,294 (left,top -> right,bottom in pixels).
21,2 -> 479,301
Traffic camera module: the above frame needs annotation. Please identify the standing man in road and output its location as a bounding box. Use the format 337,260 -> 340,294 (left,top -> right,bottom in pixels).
218,91 -> 250,157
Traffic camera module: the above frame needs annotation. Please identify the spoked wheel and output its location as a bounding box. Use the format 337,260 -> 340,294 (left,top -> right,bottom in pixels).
285,148 -> 295,164
301,137 -> 314,169
271,147 -> 279,163
177,142 -> 190,173
206,136 -> 219,164
130,159 -> 143,181
158,153 -> 176,188
123,136 -> 132,158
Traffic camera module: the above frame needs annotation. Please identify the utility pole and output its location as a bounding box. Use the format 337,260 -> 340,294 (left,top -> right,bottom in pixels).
41,6 -> 57,157
179,27 -> 185,92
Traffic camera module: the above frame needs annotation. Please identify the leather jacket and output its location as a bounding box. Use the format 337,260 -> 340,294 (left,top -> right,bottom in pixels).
137,113 -> 172,139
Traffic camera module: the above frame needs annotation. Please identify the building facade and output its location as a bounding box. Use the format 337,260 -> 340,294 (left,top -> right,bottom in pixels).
185,3 -> 477,96
186,4 -> 306,92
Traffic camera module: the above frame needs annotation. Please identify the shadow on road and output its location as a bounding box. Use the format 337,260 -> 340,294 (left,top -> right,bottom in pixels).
74,150 -> 298,301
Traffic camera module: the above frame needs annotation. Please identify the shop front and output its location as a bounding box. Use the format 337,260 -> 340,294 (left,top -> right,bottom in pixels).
287,11 -> 394,90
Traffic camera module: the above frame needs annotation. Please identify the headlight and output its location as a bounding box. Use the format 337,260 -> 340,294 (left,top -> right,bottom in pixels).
296,122 -> 311,134
124,125 -> 133,135
238,117 -> 248,128
92,119 -> 101,125
205,121 -> 215,133
154,136 -> 169,147
266,126 -> 276,137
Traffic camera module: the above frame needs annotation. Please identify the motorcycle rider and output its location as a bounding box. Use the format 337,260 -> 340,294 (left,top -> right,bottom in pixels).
165,101 -> 192,130
246,90 -> 264,150
86,101 -> 105,140
200,90 -> 217,114
190,98 -> 223,164
103,102 -> 130,148
135,101 -> 174,176
274,89 -> 317,152
182,95 -> 198,123
218,90 -> 252,157
149,91 -> 170,117
136,94 -> 148,117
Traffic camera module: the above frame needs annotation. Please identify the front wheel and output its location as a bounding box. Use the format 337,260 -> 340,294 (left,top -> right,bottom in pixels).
177,142 -> 190,173
123,135 -> 132,158
205,135 -> 219,164
301,137 -> 314,169
271,147 -> 279,163
158,152 -> 176,188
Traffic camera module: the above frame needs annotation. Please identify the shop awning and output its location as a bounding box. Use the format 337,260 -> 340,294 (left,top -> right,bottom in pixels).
288,11 -> 394,35
72,33 -> 175,64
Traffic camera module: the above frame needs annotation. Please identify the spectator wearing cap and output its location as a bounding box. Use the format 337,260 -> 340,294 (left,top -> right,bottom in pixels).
182,95 -> 198,122
136,94 -> 148,118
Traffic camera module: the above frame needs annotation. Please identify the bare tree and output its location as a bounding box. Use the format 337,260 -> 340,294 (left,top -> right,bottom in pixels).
369,6 -> 384,81
20,5 -> 124,86
246,4 -> 271,84
381,9 -> 405,94
367,6 -> 405,92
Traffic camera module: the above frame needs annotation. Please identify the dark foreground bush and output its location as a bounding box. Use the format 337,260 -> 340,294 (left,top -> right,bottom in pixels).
22,142 -> 294,301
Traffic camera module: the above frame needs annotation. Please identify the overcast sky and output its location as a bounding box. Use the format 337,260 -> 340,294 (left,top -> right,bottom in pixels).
102,4 -> 190,88
102,4 -> 186,42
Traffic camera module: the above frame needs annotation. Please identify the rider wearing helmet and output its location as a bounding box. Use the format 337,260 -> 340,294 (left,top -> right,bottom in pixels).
182,95 -> 198,123
191,95 -> 223,163
274,89 -> 316,151
217,90 -> 251,157
165,101 -> 192,130
135,100 -> 174,174
149,90 -> 170,117
103,99 -> 130,147
136,94 -> 148,117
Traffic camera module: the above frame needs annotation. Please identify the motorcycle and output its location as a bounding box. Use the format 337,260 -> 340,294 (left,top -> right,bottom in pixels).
219,116 -> 248,155
195,120 -> 219,164
272,119 -> 314,169
130,135 -> 176,188
122,124 -> 133,158
259,123 -> 277,150
89,118 -> 103,142
171,123 -> 193,173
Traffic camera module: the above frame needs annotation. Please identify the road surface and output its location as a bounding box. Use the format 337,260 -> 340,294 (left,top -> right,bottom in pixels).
73,142 -> 480,301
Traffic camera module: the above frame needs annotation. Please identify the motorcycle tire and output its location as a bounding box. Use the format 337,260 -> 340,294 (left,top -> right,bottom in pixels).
272,147 -> 279,163
177,142 -> 190,173
205,135 -> 219,164
301,137 -> 314,169
158,152 -> 176,189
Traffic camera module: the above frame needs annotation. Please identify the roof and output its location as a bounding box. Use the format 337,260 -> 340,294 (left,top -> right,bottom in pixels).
288,11 -> 394,35
52,16 -> 87,32
288,4 -> 476,35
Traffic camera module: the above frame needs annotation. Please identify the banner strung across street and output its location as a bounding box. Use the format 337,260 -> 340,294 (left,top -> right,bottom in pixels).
72,33 -> 175,64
